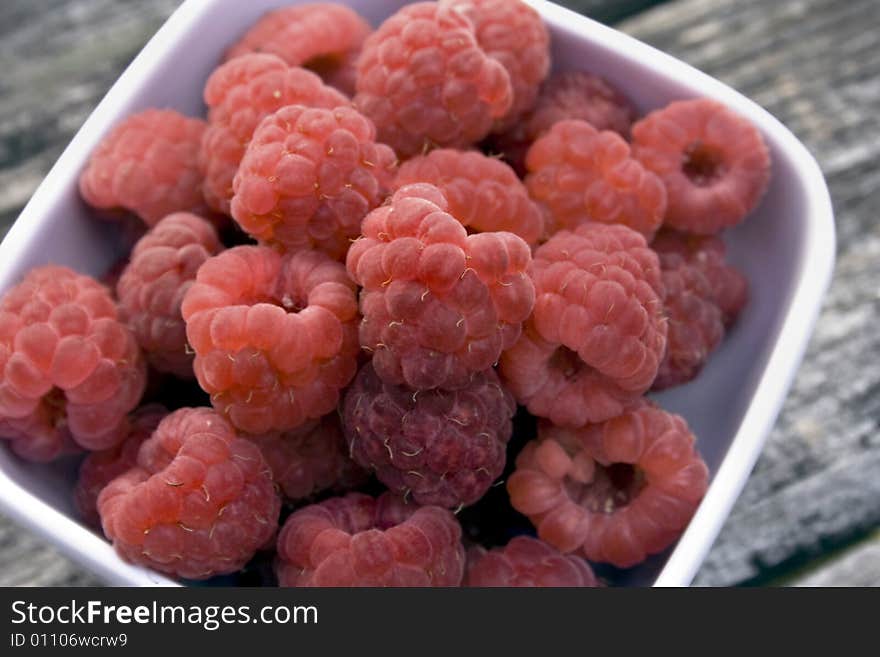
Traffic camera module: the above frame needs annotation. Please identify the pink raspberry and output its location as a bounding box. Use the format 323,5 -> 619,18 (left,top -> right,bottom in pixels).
247,414 -> 368,503
231,105 -> 397,260
276,492 -> 465,586
342,362 -> 515,509
79,109 -> 208,226
443,0 -> 550,131
199,54 -> 349,215
74,404 -> 168,527
116,213 -> 222,379
181,246 -> 359,435
526,120 -> 667,240
465,536 -> 600,587
651,230 -> 748,389
632,98 -> 771,234
354,2 -> 513,159
98,407 -> 281,580
0,266 -> 147,461
394,148 -> 543,246
507,404 -> 709,568
346,184 -> 535,390
493,71 -> 637,175
224,3 -> 372,97
499,223 -> 666,427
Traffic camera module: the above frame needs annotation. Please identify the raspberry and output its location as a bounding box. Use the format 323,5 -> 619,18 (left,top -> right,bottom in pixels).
651,230 -> 748,389
353,2 -> 513,159
394,148 -> 543,246
342,362 -> 515,509
493,71 -> 636,175
74,404 -> 167,527
507,404 -> 709,567
116,213 -> 222,379
225,3 -> 372,97
0,266 -> 147,461
526,120 -> 667,240
465,536 -> 600,587
247,414 -> 368,503
443,0 -> 550,131
276,491 -> 465,586
98,407 -> 281,580
79,109 -> 208,227
499,223 -> 666,427
231,105 -> 397,260
199,54 -> 349,215
181,246 -> 359,435
346,184 -> 535,390
632,98 -> 771,234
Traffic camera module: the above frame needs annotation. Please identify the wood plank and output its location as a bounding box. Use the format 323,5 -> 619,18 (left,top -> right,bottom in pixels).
791,532 -> 880,587
618,0 -> 880,586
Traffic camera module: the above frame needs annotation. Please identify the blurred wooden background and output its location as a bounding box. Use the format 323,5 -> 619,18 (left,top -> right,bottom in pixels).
0,0 -> 878,586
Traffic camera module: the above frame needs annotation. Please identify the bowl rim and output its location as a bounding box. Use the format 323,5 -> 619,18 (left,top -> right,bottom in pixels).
0,0 -> 835,587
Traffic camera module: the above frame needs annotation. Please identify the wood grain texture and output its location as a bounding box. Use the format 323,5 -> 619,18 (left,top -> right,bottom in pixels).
0,0 -> 877,586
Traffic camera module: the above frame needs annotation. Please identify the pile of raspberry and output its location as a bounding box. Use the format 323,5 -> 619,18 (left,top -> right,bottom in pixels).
0,0 -> 772,587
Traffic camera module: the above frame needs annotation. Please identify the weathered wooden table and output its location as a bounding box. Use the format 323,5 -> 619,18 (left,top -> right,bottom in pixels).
0,0 -> 877,586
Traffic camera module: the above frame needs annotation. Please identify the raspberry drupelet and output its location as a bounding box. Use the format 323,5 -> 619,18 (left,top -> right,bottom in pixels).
499,223 -> 666,427
247,414 -> 368,503
651,230 -> 748,390
116,213 -> 222,379
231,104 -> 397,260
526,120 -> 667,240
276,491 -> 466,586
353,2 -> 513,159
0,266 -> 147,461
224,3 -> 372,97
507,404 -> 709,568
394,148 -> 543,246
79,109 -> 209,227
199,54 -> 349,215
465,536 -> 600,587
493,71 -> 637,175
74,404 -> 168,527
632,98 -> 771,234
181,246 -> 359,435
346,183 -> 535,391
342,362 -> 515,509
442,0 -> 550,132
98,407 -> 281,580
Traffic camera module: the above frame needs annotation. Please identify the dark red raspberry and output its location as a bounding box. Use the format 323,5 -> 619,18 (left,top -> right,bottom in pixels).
181,246 -> 359,435
394,148 -> 543,246
247,414 -> 368,503
651,230 -> 748,389
276,491 -> 465,586
116,213 -> 222,379
526,120 -> 667,240
346,184 -> 535,390
465,536 -> 600,587
74,404 -> 168,527
507,403 -> 709,568
443,0 -> 550,131
0,266 -> 147,461
493,71 -> 636,175
353,2 -> 513,159
98,407 -> 281,580
499,223 -> 666,427
632,98 -> 771,234
79,109 -> 208,226
231,105 -> 397,260
342,362 -> 515,509
224,3 -> 372,97
199,54 -> 349,215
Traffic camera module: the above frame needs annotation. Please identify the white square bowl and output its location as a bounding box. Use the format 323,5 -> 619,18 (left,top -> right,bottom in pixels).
0,0 -> 834,587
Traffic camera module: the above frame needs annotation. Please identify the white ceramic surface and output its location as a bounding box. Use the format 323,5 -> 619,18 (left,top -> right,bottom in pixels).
0,0 -> 835,587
